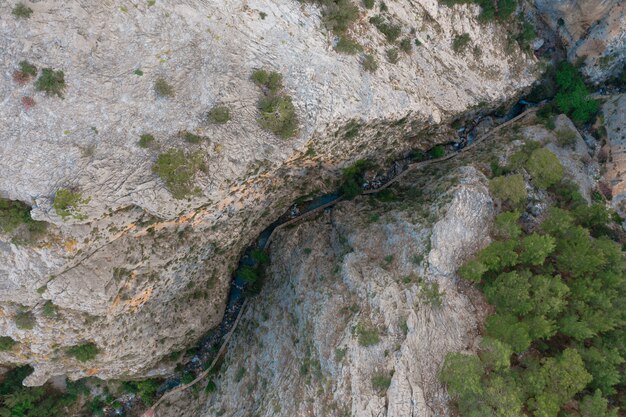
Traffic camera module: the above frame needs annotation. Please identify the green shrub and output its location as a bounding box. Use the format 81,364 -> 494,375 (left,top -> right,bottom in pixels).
526,147 -> 563,189
555,128 -> 577,148
251,69 -> 283,92
493,211 -> 521,239
181,131 -> 204,144
489,174 -> 527,206
12,3 -> 33,18
35,68 -> 66,98
429,144 -> 445,158
53,188 -> 90,220
66,343 -> 99,362
385,48 -> 399,64
371,372 -> 392,393
19,61 -> 37,77
152,148 -> 206,199
497,0 -> 516,18
207,105 -> 231,124
458,259 -> 487,282
369,15 -> 402,42
399,38 -> 412,53
362,54 -> 378,72
154,78 -> 174,98
536,104 -> 556,129
15,311 -> 35,330
0,336 -> 17,351
239,266 -> 258,283
42,301 -> 57,318
363,0 -> 375,8
335,36 -> 363,54
554,61 -> 598,124
414,38 -> 422,47
257,94 -> 298,139
452,33 -> 471,53
320,0 -> 359,34
139,133 -> 155,148
356,321 -> 380,346
340,159 -> 372,199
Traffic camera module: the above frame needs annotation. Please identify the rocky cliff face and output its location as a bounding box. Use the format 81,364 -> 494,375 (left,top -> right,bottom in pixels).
533,0 -> 625,82
0,0 -> 537,385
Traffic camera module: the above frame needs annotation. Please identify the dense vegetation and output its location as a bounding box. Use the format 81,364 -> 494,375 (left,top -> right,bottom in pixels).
440,0 -> 518,21
444,145 -> 625,417
0,199 -> 46,236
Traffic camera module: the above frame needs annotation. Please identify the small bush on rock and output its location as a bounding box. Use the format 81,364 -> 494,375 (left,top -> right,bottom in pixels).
35,68 -> 65,98
452,33 -> 471,53
0,337 -> 17,351
53,188 -> 90,220
139,133 -> 155,148
207,105 -> 231,124
335,36 -> 363,55
66,343 -> 99,362
154,77 -> 174,98
152,148 -> 206,199
14,311 -> 35,330
362,54 -> 378,73
12,3 -> 33,19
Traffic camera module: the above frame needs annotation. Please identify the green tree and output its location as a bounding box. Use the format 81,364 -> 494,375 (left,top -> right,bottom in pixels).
66,342 -> 100,362
541,207 -> 574,237
554,62 -> 599,124
458,259 -> 487,283
554,226 -> 605,278
578,389 -> 618,417
478,240 -> 519,271
493,211 -> 521,239
485,314 -> 531,353
528,274 -> 569,317
526,148 -> 563,189
478,337 -> 512,371
518,233 -> 555,265
440,353 -> 484,400
489,174 -> 527,207
484,271 -> 532,315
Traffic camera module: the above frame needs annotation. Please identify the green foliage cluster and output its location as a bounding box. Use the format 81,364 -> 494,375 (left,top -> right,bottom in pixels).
361,54 -> 378,73
53,188 -> 90,220
448,180 -> 625,417
340,159 -> 372,199
356,321 -> 380,346
138,133 -> 155,148
66,342 -> 100,362
121,379 -> 161,405
489,174 -> 527,207
315,0 -> 359,35
439,0 -> 518,21
0,198 -> 46,236
452,33 -> 471,53
0,366 -> 85,417
555,128 -> 577,148
335,36 -> 363,54
0,336 -> 17,351
429,144 -> 445,159
554,62 -> 599,124
180,131 -> 205,144
371,372 -> 392,393
207,105 -> 231,124
34,69 -> 65,98
12,3 -> 33,19
152,148 -> 206,199
14,311 -> 35,330
251,69 -> 299,139
369,15 -> 402,43
385,48 -> 399,64
526,147 -> 563,189
154,77 -> 174,98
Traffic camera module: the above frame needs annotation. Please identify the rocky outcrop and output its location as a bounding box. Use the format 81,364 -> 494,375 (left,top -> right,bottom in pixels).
533,0 -> 625,82
601,94 -> 626,219
156,163 -> 495,417
0,0 -> 537,385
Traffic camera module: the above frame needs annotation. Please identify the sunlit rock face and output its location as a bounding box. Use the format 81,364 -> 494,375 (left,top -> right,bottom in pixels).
0,0 -> 536,385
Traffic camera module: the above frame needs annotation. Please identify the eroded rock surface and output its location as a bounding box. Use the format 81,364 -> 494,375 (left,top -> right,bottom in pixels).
174,166 -> 495,417
533,0 -> 625,81
0,0 -> 536,385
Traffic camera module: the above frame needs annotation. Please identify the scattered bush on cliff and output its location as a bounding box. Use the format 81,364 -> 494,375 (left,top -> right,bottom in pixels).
340,159 -> 372,199
335,36 -> 363,54
447,173 -> 624,417
361,54 -> 378,73
452,33 -> 471,53
439,0 -> 518,22
252,69 -> 299,139
152,148 -> 206,199
14,311 -> 35,330
12,3 -> 33,19
35,68 -> 66,98
53,188 -> 90,220
0,198 -> 46,235
371,372 -> 392,393
154,77 -> 174,98
138,133 -> 155,148
369,15 -> 402,43
67,342 -> 100,362
13,60 -> 37,84
356,321 -> 380,346
207,105 -> 231,124
0,336 -> 16,351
